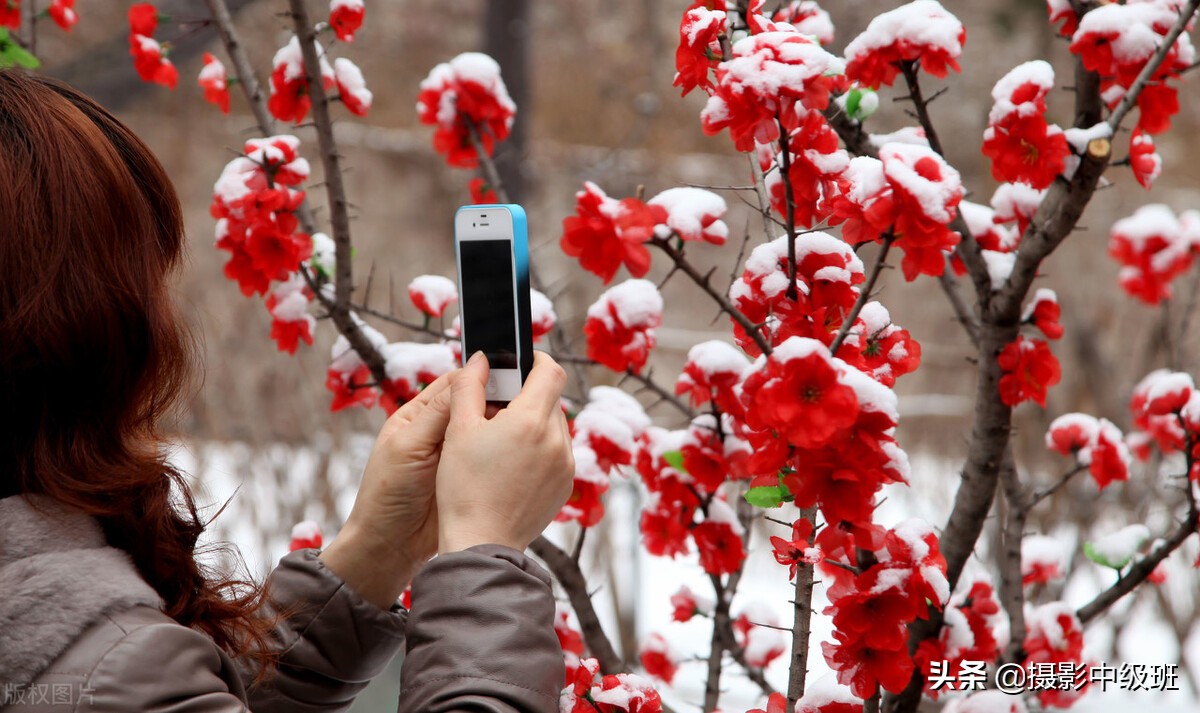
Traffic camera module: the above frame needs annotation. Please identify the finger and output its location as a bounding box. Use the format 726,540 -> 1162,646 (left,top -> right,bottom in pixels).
509,351 -> 568,416
389,372 -> 452,426
403,379 -> 454,451
449,351 -> 489,430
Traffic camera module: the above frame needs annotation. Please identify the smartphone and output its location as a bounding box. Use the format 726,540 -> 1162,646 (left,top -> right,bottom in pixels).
454,204 -> 533,403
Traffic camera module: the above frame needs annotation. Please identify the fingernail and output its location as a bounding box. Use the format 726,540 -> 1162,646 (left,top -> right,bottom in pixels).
467,351 -> 485,366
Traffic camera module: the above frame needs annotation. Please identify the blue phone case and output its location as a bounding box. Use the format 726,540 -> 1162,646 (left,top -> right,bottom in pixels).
454,204 -> 534,383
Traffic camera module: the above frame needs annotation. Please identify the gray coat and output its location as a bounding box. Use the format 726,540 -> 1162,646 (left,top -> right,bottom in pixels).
0,495 -> 564,712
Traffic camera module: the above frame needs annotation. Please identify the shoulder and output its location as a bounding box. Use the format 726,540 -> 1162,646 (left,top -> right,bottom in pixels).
37,606 -> 249,713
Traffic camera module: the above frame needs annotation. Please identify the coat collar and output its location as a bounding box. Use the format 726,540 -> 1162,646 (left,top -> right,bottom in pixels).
0,495 -> 163,689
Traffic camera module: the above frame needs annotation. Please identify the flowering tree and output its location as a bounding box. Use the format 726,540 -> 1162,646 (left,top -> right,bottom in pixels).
11,0 -> 1200,711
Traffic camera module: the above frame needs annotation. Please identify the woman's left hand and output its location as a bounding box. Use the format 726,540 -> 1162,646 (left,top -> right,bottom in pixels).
319,374 -> 453,608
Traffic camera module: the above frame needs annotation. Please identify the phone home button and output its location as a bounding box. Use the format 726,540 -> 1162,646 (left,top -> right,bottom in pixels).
486,373 -> 498,397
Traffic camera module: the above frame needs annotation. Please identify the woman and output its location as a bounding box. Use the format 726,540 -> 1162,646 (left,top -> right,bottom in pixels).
0,70 -> 575,712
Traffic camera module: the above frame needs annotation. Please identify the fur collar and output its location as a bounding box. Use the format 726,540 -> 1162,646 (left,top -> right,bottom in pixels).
0,495 -> 162,688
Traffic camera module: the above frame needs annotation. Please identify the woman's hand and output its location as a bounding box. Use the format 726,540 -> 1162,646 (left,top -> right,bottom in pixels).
436,351 -> 575,553
319,374 -> 453,608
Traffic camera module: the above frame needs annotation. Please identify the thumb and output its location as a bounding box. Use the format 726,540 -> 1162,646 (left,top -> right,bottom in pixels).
449,352 -> 489,430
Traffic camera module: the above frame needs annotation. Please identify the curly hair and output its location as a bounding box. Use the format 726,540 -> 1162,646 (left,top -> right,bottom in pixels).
0,70 -> 277,676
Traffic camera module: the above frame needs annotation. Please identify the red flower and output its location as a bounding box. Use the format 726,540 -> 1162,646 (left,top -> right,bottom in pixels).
880,143 -> 963,281
128,3 -> 158,36
584,279 -> 663,373
1047,0 -> 1078,38
748,693 -> 789,713
982,61 -> 1069,190
268,36 -> 335,124
130,34 -> 178,89
673,2 -> 726,96
1045,413 -> 1099,456
468,177 -> 498,204
329,0 -> 365,42
1130,129 -> 1162,190
843,0 -> 965,89
766,109 -> 850,229
997,336 -> 1061,407
49,0 -> 78,31
638,634 -> 676,685
669,585 -> 711,622
288,520 -> 322,551
639,501 -> 693,559
693,515 -> 745,576
325,364 -> 378,412
770,517 -> 818,580
591,673 -> 663,713
557,448 -> 610,527
407,274 -> 457,318
1022,288 -> 1063,340
0,1 -> 18,29
700,31 -> 844,152
675,339 -> 749,412
417,52 -> 516,168
821,624 -> 914,699
333,57 -> 372,116
741,337 -> 860,450
1108,205 -> 1196,305
198,52 -> 231,114
266,278 -> 315,354
1022,603 -> 1087,708
561,183 -> 664,283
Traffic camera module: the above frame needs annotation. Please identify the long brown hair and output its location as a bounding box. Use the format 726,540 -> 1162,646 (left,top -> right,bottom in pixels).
0,70 -> 275,672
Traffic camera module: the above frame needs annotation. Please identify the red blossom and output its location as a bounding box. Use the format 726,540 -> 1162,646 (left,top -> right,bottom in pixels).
468,177 -> 498,204
638,634 -> 676,685
692,519 -> 745,576
0,0 -> 18,29
417,52 -> 516,168
288,520 -> 322,551
982,61 -> 1069,190
49,0 -> 78,31
128,3 -> 158,36
130,34 -> 178,89
843,0 -> 965,89
1130,130 -> 1162,190
329,0 -> 365,42
1023,288 -> 1063,340
584,279 -> 663,373
561,183 -> 664,284
325,364 -> 378,412
673,2 -> 726,96
998,336 -> 1061,408
198,52 -> 231,114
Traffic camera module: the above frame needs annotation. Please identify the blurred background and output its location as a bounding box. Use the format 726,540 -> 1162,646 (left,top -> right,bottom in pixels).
26,0 -> 1200,709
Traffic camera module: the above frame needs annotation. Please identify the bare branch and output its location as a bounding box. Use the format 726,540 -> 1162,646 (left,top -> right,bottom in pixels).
787,505 -> 818,705
776,117 -> 800,302
286,0 -> 389,387
650,235 -> 773,356
622,369 -> 697,420
203,0 -> 275,136
529,535 -> 625,673
465,116 -> 511,204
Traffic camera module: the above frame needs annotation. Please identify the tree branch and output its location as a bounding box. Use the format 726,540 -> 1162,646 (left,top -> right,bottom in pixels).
787,505 -> 817,705
528,535 -> 625,673
465,116 -> 511,203
621,369 -> 697,420
203,0 -> 275,136
287,0 -> 389,387
1105,0 -> 1200,132
777,117 -> 800,302
650,235 -> 773,356
997,449 -> 1028,664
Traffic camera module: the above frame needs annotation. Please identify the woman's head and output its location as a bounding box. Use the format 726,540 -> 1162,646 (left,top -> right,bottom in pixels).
0,70 -> 270,664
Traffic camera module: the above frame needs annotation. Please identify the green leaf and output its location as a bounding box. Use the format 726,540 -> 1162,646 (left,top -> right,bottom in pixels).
744,485 -> 786,508
0,29 -> 40,69
662,450 -> 685,473
845,88 -> 878,121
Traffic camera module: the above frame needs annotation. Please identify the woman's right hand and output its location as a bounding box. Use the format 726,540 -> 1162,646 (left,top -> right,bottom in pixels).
435,351 -> 575,554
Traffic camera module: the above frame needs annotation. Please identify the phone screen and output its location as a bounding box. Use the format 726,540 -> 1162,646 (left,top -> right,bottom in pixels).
460,239 -> 518,369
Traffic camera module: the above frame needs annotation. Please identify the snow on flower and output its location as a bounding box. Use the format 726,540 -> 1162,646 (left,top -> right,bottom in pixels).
530,288 -> 557,342
792,674 -> 863,713
333,57 -> 373,116
407,274 -> 458,318
675,339 -> 750,412
325,321 -> 387,412
288,520 -> 323,551
557,444 -> 611,528
330,0 -> 365,42
1085,524 -> 1151,570
771,1 -> 836,46
637,633 -> 677,685
700,31 -> 845,152
982,60 -> 1069,190
764,108 -> 851,229
733,600 -> 786,668
198,52 -> 231,114
1021,534 -> 1067,586
843,0 -> 965,89
673,1 -> 727,96
1130,129 -> 1163,190
268,36 -> 335,123
879,142 -> 963,280
1070,1 -> 1196,134
914,576 -> 1003,697
267,275 -> 315,354
997,336 -> 1061,408
1021,288 -> 1063,340
669,584 -> 713,622
417,52 -> 516,168
572,386 -> 651,474
1022,603 -> 1087,708
129,33 -> 177,89
990,182 -> 1044,237
561,182 -> 665,284
647,187 -> 728,245
1109,204 -> 1199,304
1129,369 -> 1190,458
378,341 -> 456,412
584,279 -> 663,373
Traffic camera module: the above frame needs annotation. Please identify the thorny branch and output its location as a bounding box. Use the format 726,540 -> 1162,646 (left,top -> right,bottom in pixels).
829,234 -> 895,354
1105,0 -> 1200,132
